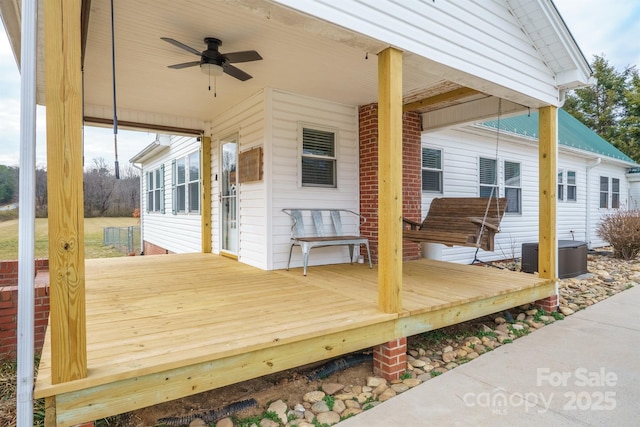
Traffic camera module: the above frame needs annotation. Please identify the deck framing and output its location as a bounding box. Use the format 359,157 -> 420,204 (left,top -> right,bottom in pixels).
35,254 -> 555,426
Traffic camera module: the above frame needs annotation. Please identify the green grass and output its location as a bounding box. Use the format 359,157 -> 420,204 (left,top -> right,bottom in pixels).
0,217 -> 138,260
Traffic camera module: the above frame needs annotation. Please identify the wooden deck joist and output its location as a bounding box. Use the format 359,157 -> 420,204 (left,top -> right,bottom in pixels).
35,254 -> 555,426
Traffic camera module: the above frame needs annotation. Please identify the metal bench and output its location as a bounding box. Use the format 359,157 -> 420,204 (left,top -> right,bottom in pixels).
283,209 -> 372,275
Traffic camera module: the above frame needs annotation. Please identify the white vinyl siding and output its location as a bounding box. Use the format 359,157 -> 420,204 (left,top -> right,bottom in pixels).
141,135 -> 201,253
274,0 -> 561,105
271,89 -> 359,270
210,89 -> 267,268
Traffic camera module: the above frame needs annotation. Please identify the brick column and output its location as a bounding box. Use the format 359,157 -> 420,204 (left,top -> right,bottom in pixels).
535,294 -> 559,313
373,337 -> 407,380
359,104 -> 422,263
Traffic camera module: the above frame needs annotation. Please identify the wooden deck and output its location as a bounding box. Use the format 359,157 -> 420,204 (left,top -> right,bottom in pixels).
35,253 -> 555,426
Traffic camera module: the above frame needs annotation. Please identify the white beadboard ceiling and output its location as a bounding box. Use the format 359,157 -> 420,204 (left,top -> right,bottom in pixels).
0,0 -> 590,131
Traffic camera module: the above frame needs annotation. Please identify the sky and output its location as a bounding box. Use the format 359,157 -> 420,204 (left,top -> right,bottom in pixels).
1,0 -> 639,168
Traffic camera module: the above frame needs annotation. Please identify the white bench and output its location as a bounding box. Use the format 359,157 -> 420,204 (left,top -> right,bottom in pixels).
282,209 -> 373,276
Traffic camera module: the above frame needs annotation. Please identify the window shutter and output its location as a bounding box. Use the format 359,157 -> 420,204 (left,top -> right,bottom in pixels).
171,160 -> 177,215
160,164 -> 166,214
146,171 -> 151,213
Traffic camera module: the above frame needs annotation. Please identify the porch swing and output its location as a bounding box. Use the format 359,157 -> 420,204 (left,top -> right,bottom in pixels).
402,99 -> 507,253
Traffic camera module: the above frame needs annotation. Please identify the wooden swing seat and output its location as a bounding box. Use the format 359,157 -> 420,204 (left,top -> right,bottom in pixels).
403,197 -> 506,251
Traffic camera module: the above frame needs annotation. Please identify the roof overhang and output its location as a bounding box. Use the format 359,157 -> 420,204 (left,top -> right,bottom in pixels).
1,0 -> 594,132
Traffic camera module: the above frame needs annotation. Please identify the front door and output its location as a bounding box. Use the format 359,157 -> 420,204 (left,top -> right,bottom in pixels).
221,137 -> 238,255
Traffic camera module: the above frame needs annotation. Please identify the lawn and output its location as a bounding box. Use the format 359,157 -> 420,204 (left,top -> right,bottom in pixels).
0,217 -> 139,261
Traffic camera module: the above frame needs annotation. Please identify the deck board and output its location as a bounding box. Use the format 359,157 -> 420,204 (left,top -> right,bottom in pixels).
35,253 -> 555,426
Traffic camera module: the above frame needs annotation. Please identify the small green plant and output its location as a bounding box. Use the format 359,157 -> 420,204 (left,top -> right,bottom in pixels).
312,417 -> 331,427
551,311 -> 564,321
507,325 -> 530,338
502,338 -> 513,344
323,394 -> 335,411
363,403 -> 375,410
431,370 -> 443,377
235,410 -> 281,427
627,283 -> 635,289
475,330 -> 497,339
400,371 -> 412,380
532,308 -> 546,322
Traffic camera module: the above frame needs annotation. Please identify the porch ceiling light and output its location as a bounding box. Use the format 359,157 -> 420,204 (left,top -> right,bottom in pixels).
201,62 -> 224,76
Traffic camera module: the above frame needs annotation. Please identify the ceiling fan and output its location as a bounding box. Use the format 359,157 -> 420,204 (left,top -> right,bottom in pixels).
161,36 -> 262,81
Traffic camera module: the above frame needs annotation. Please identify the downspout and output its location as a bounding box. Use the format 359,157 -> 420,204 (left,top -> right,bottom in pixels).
585,157 -> 602,248
132,163 -> 144,254
17,0 -> 37,425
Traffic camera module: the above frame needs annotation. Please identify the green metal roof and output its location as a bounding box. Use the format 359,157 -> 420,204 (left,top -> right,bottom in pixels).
479,109 -> 637,165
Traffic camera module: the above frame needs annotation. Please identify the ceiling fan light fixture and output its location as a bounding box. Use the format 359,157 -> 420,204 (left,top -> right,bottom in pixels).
201,62 -> 223,76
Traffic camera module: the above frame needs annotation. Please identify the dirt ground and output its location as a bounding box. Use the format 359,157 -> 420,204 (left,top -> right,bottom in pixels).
112,358 -> 374,426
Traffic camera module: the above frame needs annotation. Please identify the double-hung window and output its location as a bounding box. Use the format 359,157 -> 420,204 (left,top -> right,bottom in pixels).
146,166 -> 164,213
422,147 -> 443,193
558,170 -> 577,202
504,161 -> 521,214
600,176 -> 609,208
479,157 -> 498,198
612,178 -> 620,208
172,150 -> 200,214
300,126 -> 337,188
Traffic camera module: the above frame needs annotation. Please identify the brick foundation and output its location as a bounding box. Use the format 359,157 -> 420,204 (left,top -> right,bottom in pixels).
373,337 -> 408,380
0,259 -> 50,360
359,103 -> 422,263
143,240 -> 173,255
535,294 -> 559,313
373,338 -> 407,381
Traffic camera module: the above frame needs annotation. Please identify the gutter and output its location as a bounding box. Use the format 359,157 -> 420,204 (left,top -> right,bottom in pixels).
585,157 -> 602,248
16,1 -> 37,425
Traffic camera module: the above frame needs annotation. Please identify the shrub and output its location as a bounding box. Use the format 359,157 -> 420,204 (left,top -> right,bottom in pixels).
597,207 -> 640,260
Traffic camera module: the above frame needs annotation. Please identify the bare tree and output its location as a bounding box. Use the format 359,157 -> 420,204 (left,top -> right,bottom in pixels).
84,157 -> 116,217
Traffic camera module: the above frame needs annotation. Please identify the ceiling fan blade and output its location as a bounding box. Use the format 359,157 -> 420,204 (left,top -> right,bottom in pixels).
224,50 -> 262,63
168,61 -> 201,69
161,37 -> 201,56
223,64 -> 252,81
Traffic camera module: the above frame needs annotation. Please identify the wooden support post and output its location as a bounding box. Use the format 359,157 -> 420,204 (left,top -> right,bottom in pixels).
377,47 -> 403,313
201,136 -> 212,253
44,0 -> 87,384
538,106 -> 557,280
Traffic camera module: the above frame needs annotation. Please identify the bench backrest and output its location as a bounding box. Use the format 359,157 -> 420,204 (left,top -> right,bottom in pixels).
284,209 -> 362,238
421,197 -> 506,233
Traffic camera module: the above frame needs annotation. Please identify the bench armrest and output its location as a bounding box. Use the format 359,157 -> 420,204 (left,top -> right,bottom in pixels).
402,217 -> 421,230
468,217 -> 499,232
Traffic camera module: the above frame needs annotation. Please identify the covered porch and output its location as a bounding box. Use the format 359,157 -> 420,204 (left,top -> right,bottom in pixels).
35,253 -> 555,425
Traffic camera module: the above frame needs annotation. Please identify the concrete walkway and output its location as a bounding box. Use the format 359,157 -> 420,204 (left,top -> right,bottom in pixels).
338,285 -> 640,426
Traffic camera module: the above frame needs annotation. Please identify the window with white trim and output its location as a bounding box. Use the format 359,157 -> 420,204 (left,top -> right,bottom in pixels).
558,170 -> 577,202
422,147 -> 442,193
301,126 -> 336,188
600,176 -> 609,208
504,161 -> 521,213
146,166 -> 164,213
172,150 -> 200,214
479,157 -> 498,198
612,178 -> 620,208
